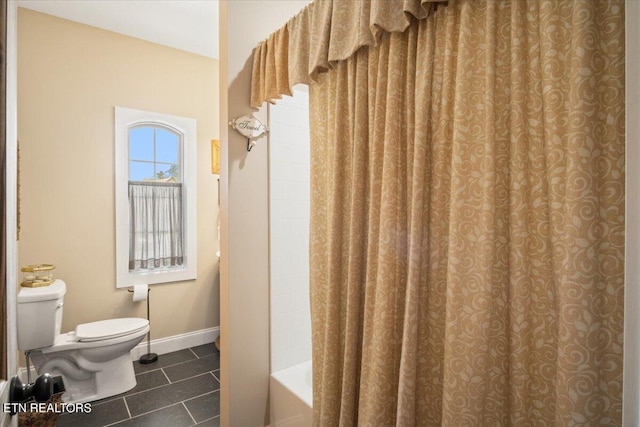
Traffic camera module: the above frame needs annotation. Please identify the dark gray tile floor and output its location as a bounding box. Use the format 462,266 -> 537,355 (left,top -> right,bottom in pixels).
55,343 -> 220,427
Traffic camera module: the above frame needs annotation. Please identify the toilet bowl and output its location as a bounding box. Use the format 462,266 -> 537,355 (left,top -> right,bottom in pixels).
17,280 -> 150,403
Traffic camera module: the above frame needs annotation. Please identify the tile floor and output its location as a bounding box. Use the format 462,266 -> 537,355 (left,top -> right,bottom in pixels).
55,343 -> 220,427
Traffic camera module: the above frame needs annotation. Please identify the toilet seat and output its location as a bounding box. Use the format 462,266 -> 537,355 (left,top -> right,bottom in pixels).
41,318 -> 149,354
76,318 -> 149,342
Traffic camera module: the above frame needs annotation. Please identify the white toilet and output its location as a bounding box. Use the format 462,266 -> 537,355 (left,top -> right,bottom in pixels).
17,279 -> 149,403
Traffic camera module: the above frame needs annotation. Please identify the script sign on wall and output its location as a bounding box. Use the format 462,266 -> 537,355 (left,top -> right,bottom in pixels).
229,115 -> 269,151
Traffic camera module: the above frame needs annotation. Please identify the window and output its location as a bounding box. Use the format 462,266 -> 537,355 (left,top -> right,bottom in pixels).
129,125 -> 183,271
115,107 -> 197,288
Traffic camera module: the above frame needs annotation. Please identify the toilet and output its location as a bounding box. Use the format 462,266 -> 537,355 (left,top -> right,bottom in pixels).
17,279 -> 149,403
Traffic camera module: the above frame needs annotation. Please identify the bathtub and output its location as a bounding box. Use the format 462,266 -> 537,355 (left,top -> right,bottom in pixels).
270,360 -> 313,427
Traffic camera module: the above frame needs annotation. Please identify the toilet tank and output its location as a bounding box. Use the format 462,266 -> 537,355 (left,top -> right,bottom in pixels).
17,279 -> 66,350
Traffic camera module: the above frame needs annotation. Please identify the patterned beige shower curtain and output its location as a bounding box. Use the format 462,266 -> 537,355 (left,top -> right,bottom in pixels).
308,0 -> 624,425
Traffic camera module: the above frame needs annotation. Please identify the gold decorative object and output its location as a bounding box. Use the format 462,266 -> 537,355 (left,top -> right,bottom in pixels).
21,264 -> 55,287
211,139 -> 220,174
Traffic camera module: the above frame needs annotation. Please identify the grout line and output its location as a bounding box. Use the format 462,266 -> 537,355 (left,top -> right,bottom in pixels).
144,353 -> 206,376
116,381 -> 169,400
117,371 -> 219,412
118,371 -> 209,401
122,396 -> 132,419
166,369 -> 218,384
182,390 -> 218,405
197,415 -> 221,425
211,370 -> 221,383
182,401 -> 198,425
161,367 -> 172,384
188,347 -> 199,359
134,350 -> 200,374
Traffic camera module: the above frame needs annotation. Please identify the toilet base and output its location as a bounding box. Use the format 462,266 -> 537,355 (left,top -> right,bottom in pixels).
36,352 -> 137,404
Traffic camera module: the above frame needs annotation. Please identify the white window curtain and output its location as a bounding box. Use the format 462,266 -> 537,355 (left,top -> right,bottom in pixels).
129,182 -> 183,270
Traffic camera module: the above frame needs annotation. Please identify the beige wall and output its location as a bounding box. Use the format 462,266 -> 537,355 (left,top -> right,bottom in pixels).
17,9 -> 220,342
219,1 -> 311,425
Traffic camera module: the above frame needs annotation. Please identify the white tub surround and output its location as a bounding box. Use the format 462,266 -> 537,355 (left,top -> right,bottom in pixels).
270,361 -> 312,427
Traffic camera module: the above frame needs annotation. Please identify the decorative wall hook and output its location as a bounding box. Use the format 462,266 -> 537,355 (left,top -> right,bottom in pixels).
229,114 -> 269,152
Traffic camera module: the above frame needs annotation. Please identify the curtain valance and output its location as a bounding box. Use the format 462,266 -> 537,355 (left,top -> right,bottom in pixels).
250,0 -> 446,108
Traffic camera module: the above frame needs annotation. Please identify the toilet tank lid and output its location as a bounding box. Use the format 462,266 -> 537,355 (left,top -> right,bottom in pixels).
17,279 -> 66,303
75,318 -> 149,342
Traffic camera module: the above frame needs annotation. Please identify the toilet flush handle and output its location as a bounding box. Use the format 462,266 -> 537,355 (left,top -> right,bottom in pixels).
57,302 -> 63,309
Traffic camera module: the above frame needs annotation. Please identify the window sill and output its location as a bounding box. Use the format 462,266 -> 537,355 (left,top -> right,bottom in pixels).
117,265 -> 196,288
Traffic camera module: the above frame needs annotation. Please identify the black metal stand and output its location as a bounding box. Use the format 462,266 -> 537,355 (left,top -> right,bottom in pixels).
140,288 -> 158,364
129,287 -> 158,364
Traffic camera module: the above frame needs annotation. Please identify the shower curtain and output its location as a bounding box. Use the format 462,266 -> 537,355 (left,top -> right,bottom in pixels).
252,0 -> 625,425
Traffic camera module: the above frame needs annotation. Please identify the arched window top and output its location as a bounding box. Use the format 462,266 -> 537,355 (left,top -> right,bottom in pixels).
128,124 -> 182,183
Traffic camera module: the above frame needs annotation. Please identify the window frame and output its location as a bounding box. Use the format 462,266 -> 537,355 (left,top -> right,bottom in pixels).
115,106 -> 197,288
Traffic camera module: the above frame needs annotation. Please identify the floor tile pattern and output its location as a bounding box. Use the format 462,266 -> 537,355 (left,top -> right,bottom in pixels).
56,343 -> 220,427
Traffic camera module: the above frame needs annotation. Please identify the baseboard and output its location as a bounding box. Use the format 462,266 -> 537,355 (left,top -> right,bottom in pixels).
131,326 -> 219,360
17,327 -> 220,381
